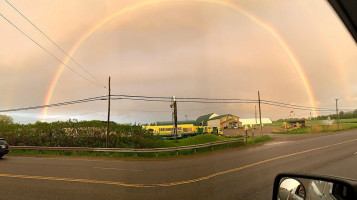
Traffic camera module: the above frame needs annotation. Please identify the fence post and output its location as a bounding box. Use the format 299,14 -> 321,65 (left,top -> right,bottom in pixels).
245,130 -> 248,142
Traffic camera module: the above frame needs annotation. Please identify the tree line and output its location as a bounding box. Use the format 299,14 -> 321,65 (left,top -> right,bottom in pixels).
0,115 -> 161,148
273,109 -> 357,122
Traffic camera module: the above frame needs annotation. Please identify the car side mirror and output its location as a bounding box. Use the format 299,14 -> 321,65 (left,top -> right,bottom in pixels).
272,173 -> 357,200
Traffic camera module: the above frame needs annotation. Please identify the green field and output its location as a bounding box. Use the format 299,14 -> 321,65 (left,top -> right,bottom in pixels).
268,121 -> 284,127
269,118 -> 357,134
270,118 -> 357,126
276,123 -> 357,134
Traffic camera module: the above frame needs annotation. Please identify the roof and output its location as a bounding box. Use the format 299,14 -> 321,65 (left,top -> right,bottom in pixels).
156,113 -> 219,126
288,120 -> 306,124
156,120 -> 196,126
195,113 -> 219,126
209,114 -> 235,120
240,118 -> 272,125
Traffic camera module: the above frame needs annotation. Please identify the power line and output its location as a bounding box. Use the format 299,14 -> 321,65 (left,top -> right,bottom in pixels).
0,96 -> 106,113
17,110 -> 105,123
115,108 -> 171,113
111,94 -> 172,99
261,101 -> 354,112
4,0 -> 106,88
261,102 -> 334,111
111,97 -> 171,103
0,13 -> 105,88
261,100 -> 331,110
111,97 -> 257,104
110,94 -> 343,110
1,93 -> 355,114
111,94 -> 257,101
111,94 -> 336,109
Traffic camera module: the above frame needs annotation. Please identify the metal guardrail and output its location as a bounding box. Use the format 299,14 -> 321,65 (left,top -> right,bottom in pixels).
10,137 -> 245,155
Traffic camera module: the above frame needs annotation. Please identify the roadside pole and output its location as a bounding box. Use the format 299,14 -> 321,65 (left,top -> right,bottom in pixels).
174,98 -> 177,140
244,128 -> 247,142
335,99 -> 339,130
253,105 -> 257,142
106,76 -> 111,148
258,91 -> 263,136
251,125 -> 254,142
170,96 -> 178,140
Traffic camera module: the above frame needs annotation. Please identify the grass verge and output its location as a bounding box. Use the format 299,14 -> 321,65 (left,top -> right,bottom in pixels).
8,135 -> 271,159
276,123 -> 357,134
157,134 -> 241,148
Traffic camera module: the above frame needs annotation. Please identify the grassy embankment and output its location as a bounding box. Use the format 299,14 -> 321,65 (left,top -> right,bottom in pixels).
9,134 -> 272,158
272,118 -> 357,134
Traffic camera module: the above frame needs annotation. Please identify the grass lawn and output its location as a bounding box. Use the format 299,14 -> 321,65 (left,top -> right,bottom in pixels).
268,121 -> 284,127
339,118 -> 357,123
276,123 -> 357,134
270,118 -> 357,134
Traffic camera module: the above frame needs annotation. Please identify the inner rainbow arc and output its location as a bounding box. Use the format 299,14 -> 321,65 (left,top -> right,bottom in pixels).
41,0 -> 317,121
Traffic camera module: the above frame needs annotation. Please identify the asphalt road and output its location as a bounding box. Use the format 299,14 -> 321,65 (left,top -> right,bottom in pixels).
1,130 -> 357,200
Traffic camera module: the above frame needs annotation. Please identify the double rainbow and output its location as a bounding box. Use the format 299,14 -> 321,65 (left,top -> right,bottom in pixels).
41,0 -> 317,120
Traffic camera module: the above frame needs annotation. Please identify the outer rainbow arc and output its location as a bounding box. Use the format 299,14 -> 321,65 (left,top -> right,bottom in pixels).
41,0 -> 317,121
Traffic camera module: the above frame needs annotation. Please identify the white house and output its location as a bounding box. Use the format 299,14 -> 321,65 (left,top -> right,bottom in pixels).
240,118 -> 272,126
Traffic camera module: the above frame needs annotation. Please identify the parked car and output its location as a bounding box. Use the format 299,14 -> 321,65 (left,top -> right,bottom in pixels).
0,138 -> 9,158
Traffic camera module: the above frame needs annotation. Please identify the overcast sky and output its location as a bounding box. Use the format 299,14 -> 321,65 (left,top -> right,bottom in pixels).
1,0 -> 357,124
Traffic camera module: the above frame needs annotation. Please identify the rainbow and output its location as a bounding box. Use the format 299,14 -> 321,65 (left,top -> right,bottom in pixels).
41,0 -> 317,121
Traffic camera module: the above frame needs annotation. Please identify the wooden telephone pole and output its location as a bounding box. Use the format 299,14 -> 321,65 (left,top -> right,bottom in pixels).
253,105 -> 258,141
255,105 -> 258,124
106,76 -> 111,148
335,99 -> 339,130
258,91 -> 263,136
171,96 -> 178,140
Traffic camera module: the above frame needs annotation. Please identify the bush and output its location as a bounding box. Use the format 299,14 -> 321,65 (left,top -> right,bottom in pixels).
0,120 -> 158,148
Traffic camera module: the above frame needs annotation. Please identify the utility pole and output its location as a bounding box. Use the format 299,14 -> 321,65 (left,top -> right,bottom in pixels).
253,105 -> 257,142
258,91 -> 263,136
106,76 -> 111,148
185,114 -> 188,121
255,105 -> 258,124
335,99 -> 339,130
170,96 -> 178,140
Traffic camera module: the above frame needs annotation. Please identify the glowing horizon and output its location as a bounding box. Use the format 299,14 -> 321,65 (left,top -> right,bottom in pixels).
41,0 -> 317,121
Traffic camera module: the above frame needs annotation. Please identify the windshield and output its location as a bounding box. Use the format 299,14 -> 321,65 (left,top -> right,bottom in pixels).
1,0 -> 357,200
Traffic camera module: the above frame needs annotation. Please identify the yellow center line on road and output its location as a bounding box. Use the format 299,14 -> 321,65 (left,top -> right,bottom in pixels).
1,138 -> 357,188
93,167 -> 143,172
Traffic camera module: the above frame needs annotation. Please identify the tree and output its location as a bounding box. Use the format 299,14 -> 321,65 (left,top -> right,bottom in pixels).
0,115 -> 13,125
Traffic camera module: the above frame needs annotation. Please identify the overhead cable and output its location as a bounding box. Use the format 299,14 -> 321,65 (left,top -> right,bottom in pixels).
0,96 -> 106,113
0,13 -> 105,88
4,0 -> 106,88
1,94 -> 355,113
